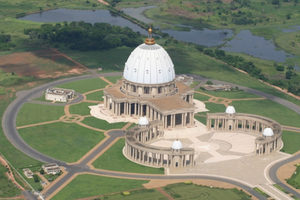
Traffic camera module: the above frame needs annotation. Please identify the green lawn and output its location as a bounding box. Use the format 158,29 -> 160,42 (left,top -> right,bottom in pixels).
163,182 -> 251,200
105,76 -> 122,84
200,102 -> 226,114
286,166 -> 300,190
231,100 -> 300,128
0,163 -> 21,197
56,78 -> 108,94
194,93 -> 211,101
199,90 -> 260,99
51,174 -> 149,200
85,90 -> 104,101
195,116 -> 207,125
18,122 -> 105,163
100,189 -> 167,200
81,117 -> 127,130
92,138 -> 164,174
58,46 -> 134,71
16,103 -> 64,126
0,86 -> 5,95
69,102 -> 97,116
281,131 -> 300,154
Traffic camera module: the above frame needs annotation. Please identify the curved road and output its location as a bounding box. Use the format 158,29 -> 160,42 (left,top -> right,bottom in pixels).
3,72 -> 300,199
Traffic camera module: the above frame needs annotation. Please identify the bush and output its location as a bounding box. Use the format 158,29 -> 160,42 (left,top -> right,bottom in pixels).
206,80 -> 213,85
277,65 -> 285,71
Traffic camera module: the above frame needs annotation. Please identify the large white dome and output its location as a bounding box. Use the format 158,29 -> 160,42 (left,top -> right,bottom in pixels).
172,140 -> 183,150
123,43 -> 175,84
225,106 -> 236,114
263,127 -> 274,137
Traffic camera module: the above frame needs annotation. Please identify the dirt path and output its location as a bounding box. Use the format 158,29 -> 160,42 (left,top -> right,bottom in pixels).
0,155 -> 25,191
156,187 -> 174,200
122,122 -> 133,130
83,100 -> 102,104
17,120 -> 60,129
50,49 -> 89,70
99,77 -> 114,85
97,0 -> 109,5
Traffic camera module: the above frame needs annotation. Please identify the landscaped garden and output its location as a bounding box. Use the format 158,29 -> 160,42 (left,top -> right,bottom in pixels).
81,117 -> 127,130
69,102 -> 97,116
85,90 -> 104,101
18,122 -> 105,163
16,103 -> 65,126
92,138 -> 164,174
51,174 -> 149,200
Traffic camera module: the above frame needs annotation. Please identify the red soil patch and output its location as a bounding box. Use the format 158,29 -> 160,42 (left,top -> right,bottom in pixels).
0,49 -> 87,78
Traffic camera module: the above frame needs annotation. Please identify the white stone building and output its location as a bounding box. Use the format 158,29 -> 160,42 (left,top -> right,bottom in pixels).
45,88 -> 74,102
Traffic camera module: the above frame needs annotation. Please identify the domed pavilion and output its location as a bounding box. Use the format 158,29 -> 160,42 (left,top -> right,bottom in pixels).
103,28 -> 195,129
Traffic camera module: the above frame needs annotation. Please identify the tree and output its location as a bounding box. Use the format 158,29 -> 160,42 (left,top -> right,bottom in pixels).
40,169 -> 45,174
287,65 -> 294,70
276,65 -> 285,71
34,174 -> 39,182
286,13 -> 292,19
206,80 -> 213,85
286,70 -> 294,79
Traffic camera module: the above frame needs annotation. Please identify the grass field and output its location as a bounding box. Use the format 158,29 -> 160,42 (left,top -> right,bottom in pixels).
195,115 -> 207,125
0,163 -> 21,197
194,92 -> 211,101
101,189 -> 167,200
56,78 -> 107,94
69,102 -> 97,116
200,102 -> 226,113
199,90 -> 260,99
85,90 -> 104,101
18,122 -> 105,163
92,138 -> 164,174
163,182 -> 251,200
105,76 -> 122,84
58,47 -> 134,71
0,86 -> 5,95
16,103 -> 64,126
81,117 -> 127,130
231,100 -> 300,128
281,130 -> 300,154
51,174 -> 149,200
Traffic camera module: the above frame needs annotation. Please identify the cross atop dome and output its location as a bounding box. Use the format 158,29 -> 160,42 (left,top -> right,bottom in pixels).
144,25 -> 155,45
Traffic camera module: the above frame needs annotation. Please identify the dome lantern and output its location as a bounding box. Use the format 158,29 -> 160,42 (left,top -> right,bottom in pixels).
145,25 -> 155,45
172,140 -> 183,150
138,116 -> 149,126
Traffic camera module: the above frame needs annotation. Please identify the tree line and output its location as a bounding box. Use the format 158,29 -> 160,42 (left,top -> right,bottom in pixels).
0,34 -> 16,51
23,21 -> 144,51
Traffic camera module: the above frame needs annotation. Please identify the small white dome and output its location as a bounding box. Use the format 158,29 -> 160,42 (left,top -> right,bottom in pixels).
172,140 -> 183,150
138,116 -> 149,126
123,43 -> 175,84
225,106 -> 236,114
263,127 -> 274,137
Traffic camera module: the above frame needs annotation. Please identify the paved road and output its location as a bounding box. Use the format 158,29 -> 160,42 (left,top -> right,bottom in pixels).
2,72 -> 300,199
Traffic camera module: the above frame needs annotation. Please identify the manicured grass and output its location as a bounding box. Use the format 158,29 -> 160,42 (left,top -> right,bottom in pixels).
105,76 -> 122,84
281,131 -> 300,154
92,138 -> 164,174
56,78 -> 108,94
0,163 -> 21,197
85,90 -> 104,101
51,174 -> 149,200
199,90 -> 260,99
16,103 -> 65,126
286,166 -> 300,190
101,189 -> 167,200
58,47 -> 134,71
81,117 -> 127,130
231,100 -> 300,128
195,115 -> 207,125
254,187 -> 270,198
163,182 -> 251,200
18,122 -> 105,163
194,93 -> 211,101
200,102 -> 226,114
0,86 -> 5,95
69,102 -> 97,116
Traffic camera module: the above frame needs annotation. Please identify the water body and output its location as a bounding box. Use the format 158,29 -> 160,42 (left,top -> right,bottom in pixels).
19,8 -> 149,35
281,25 -> 300,33
20,8 -> 296,62
221,30 -> 293,63
121,5 -> 156,24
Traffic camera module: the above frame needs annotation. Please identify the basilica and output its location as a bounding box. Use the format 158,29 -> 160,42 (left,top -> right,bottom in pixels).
103,28 -> 195,129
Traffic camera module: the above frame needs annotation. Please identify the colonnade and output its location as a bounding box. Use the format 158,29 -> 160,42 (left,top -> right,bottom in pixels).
206,113 -> 282,156
103,96 -> 194,129
125,120 -> 195,168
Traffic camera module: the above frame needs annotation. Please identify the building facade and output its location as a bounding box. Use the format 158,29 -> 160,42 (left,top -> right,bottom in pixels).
45,88 -> 75,102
